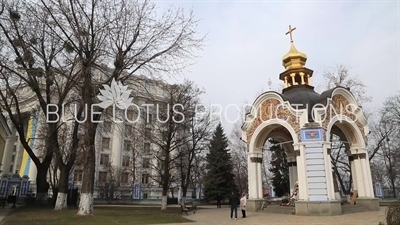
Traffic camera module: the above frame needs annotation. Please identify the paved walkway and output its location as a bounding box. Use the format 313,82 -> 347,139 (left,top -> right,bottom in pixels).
169,206 -> 387,225
0,207 -> 13,225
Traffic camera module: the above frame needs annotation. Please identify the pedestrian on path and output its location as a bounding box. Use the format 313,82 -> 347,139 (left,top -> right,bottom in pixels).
216,193 -> 222,208
240,193 -> 247,218
229,191 -> 239,220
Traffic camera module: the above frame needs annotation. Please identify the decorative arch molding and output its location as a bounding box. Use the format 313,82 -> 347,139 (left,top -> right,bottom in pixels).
325,115 -> 366,150
242,92 -> 303,144
248,118 -> 299,154
317,92 -> 369,143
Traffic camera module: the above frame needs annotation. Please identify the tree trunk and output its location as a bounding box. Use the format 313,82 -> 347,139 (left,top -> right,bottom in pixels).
181,196 -> 186,207
161,195 -> 168,210
77,64 -> 97,216
54,165 -> 69,210
77,145 -> 96,215
36,165 -> 50,204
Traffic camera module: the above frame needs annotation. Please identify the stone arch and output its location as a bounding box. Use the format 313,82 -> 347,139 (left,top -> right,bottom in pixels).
325,115 -> 366,150
249,119 -> 299,153
325,114 -> 374,199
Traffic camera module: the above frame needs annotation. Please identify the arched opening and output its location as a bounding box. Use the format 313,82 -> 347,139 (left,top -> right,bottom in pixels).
327,119 -> 367,200
250,123 -> 297,200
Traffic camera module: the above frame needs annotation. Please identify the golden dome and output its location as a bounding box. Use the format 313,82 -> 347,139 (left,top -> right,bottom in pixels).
282,43 -> 307,70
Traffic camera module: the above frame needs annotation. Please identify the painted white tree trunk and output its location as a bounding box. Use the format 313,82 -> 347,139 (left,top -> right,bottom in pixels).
77,193 -> 94,215
54,192 -> 68,210
161,195 -> 167,210
181,196 -> 186,207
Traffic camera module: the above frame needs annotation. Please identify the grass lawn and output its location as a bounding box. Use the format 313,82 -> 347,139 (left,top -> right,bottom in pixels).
2,206 -> 194,225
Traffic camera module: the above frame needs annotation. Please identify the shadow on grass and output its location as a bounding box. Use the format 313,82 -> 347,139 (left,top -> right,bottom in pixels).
2,206 -> 194,225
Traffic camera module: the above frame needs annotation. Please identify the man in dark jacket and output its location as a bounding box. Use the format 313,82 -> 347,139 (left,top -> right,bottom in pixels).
228,191 -> 239,220
216,193 -> 222,208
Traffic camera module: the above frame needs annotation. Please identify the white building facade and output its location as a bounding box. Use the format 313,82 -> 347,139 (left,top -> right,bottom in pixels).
0,76 -> 197,200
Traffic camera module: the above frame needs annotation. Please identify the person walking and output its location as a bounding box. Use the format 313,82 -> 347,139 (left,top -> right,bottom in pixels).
240,193 -> 247,218
216,193 -> 222,208
229,191 -> 239,220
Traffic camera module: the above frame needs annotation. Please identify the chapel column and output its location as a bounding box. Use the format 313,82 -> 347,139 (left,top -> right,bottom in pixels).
353,154 -> 366,197
248,152 -> 262,199
323,143 -> 335,200
295,145 -> 307,201
0,123 -> 16,175
287,155 -> 297,194
350,151 -> 379,210
362,151 -> 375,197
256,154 -> 263,198
349,156 -> 358,191
247,153 -> 255,198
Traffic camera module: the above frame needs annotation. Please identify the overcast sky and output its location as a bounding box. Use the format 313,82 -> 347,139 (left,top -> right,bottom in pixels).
159,1 -> 399,134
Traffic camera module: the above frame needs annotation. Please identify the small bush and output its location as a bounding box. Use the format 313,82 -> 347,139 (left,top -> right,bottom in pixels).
386,201 -> 400,225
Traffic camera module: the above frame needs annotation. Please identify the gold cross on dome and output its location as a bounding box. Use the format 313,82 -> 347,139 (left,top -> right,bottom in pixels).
285,25 -> 296,43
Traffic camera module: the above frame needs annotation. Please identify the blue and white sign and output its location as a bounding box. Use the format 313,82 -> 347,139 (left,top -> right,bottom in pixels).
132,180 -> 141,199
300,129 -> 324,142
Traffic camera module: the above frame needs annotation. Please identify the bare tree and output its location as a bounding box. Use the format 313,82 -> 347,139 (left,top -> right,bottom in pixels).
174,81 -> 214,205
0,1 -> 81,203
97,163 -> 125,204
229,119 -> 248,193
320,64 -> 372,105
149,82 -> 202,210
35,0 -> 204,215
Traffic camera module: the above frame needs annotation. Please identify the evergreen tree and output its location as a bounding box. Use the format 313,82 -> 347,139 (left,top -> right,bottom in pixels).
268,139 -> 290,197
204,123 -> 238,201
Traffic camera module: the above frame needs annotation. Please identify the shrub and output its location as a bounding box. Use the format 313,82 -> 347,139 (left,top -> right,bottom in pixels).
386,201 -> 400,225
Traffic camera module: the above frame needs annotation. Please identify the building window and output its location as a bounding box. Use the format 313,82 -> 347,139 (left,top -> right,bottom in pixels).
143,193 -> 148,199
124,140 -> 131,151
141,174 -> 149,184
11,155 -> 15,162
99,172 -> 108,184
122,156 -> 130,167
125,125 -> 132,137
100,154 -> 109,165
103,121 -> 112,133
74,170 -> 83,182
13,145 -> 16,152
102,138 -> 110,150
143,158 -> 150,169
121,173 -> 129,184
9,165 -> 13,173
144,143 -> 150,154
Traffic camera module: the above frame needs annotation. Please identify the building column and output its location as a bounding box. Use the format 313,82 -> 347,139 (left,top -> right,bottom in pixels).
28,115 -> 43,184
111,110 -> 124,168
1,124 -> 16,174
